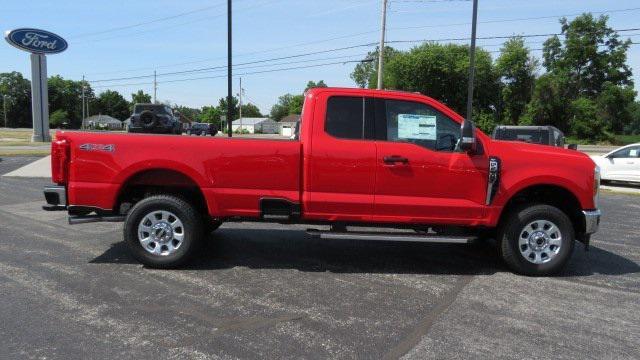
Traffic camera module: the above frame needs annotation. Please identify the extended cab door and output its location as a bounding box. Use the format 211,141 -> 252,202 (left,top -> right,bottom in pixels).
372,96 -> 488,224
303,93 -> 377,222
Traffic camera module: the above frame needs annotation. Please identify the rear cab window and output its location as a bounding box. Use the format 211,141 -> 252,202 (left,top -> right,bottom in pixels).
324,96 -> 374,140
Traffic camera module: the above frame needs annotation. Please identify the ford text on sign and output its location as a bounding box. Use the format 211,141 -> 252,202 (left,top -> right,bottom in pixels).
4,28 -> 68,54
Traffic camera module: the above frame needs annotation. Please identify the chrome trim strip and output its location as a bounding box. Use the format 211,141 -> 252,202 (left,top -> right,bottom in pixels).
582,209 -> 601,234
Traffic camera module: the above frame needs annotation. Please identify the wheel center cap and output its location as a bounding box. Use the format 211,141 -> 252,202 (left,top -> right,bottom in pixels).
529,231 -> 547,250
151,222 -> 173,243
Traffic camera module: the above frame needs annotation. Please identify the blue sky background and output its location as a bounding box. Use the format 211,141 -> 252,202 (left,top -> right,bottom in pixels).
1,0 -> 639,114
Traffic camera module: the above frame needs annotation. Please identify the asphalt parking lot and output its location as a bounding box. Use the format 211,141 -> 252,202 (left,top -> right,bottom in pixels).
1,156 -> 639,359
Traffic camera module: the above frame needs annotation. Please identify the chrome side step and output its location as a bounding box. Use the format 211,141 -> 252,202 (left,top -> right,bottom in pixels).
306,229 -> 475,244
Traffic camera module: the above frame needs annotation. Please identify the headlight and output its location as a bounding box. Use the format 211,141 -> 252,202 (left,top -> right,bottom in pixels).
593,165 -> 601,208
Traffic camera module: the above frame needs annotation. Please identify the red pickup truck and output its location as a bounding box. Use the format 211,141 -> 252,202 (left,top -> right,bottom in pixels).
43,88 -> 601,276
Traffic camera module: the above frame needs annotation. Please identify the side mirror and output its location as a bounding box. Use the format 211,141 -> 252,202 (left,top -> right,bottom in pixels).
460,119 -> 477,153
567,143 -> 578,150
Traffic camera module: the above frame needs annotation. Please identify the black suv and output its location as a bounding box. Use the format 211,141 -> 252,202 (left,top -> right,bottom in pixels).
128,104 -> 182,135
186,122 -> 218,136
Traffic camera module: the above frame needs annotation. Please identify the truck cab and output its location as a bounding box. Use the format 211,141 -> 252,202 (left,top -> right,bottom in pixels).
43,88 -> 601,276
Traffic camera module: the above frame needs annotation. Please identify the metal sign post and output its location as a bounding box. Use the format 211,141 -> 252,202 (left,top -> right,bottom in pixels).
4,28 -> 68,142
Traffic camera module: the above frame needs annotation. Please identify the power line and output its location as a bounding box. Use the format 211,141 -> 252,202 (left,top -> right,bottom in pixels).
77,6 -> 640,77
87,27 -> 640,84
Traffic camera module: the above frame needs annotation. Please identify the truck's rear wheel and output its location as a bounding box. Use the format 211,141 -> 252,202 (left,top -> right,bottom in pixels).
124,195 -> 203,268
499,204 -> 574,276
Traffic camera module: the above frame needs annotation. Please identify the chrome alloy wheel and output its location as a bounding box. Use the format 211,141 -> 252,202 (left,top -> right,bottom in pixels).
137,210 -> 185,256
518,220 -> 562,264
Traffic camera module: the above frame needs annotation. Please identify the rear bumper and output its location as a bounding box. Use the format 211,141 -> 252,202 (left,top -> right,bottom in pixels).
582,209 -> 601,234
43,185 -> 67,211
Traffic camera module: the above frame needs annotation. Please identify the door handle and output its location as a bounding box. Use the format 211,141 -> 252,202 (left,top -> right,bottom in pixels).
383,155 -> 409,165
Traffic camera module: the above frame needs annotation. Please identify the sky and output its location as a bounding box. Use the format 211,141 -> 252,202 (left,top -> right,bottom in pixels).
1,0 -> 639,114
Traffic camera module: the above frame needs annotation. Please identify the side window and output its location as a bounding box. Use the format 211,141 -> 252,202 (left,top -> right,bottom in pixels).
325,96 -> 374,140
383,99 -> 460,151
610,147 -> 639,158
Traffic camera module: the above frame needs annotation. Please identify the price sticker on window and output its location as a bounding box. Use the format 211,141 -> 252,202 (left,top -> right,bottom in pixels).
397,114 -> 437,140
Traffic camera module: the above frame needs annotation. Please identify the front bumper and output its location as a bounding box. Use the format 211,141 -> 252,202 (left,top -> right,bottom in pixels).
43,185 -> 67,211
582,209 -> 601,234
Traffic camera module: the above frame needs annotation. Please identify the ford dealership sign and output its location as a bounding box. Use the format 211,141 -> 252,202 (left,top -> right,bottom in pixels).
4,28 -> 67,54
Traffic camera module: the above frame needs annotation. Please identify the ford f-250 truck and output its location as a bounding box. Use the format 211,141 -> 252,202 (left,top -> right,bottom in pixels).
43,88 -> 601,276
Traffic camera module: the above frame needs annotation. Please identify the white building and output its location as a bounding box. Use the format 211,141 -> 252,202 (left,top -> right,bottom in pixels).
231,117 -> 278,134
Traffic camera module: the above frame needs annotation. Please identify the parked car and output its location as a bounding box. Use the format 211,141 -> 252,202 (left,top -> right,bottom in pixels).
43,88 -> 601,276
127,103 -> 182,135
187,122 -> 218,136
492,125 -> 565,147
591,143 -> 640,184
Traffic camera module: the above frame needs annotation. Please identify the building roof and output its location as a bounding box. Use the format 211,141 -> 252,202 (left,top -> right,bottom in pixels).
281,114 -> 301,123
231,117 -> 271,125
83,114 -> 122,124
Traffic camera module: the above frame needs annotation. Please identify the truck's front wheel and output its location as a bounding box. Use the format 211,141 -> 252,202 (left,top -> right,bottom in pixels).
499,204 -> 574,276
124,195 -> 203,268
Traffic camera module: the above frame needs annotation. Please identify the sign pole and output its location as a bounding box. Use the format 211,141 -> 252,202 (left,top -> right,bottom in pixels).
30,53 -> 50,142
465,0 -> 479,123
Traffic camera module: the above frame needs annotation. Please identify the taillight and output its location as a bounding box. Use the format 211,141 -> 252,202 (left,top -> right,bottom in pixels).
51,139 -> 69,184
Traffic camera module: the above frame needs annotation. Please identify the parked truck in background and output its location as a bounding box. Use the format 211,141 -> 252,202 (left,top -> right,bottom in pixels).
43,88 -> 601,276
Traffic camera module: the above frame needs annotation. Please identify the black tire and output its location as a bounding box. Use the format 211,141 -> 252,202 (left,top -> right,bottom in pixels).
139,110 -> 157,129
123,195 -> 203,268
499,204 -> 575,276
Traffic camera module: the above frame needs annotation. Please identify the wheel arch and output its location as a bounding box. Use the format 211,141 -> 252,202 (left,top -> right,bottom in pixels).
497,184 -> 586,236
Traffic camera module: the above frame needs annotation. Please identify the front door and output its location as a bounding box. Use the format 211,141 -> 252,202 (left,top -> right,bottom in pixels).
372,97 -> 488,224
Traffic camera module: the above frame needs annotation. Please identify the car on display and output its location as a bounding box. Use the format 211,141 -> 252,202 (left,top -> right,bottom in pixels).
42,88 -> 601,276
591,143 -> 640,184
187,122 -> 218,136
127,103 -> 182,135
492,125 -> 565,147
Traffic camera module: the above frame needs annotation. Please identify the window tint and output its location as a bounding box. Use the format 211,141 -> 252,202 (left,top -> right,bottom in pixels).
383,99 -> 460,151
325,96 -> 365,139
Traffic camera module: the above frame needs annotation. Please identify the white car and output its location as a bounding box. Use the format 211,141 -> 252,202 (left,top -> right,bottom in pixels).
591,143 -> 640,184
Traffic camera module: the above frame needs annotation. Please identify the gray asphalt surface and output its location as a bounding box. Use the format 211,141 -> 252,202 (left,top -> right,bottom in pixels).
0,156 -> 639,359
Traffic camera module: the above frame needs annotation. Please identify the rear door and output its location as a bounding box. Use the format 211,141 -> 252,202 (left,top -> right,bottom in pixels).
372,96 -> 488,224
304,93 -> 377,222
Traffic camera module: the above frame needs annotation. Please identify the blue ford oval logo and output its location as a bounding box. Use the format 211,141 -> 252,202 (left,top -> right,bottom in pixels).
4,28 -> 68,54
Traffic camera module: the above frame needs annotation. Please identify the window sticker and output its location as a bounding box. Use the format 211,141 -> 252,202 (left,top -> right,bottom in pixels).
629,149 -> 638,157
397,114 -> 437,140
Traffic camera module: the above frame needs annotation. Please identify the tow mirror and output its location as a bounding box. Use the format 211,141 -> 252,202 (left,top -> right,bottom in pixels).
460,119 -> 477,153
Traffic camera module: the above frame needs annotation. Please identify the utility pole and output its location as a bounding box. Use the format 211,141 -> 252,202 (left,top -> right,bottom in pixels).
153,70 -> 157,104
81,75 -> 85,129
465,0 -> 479,122
227,0 -> 233,137
376,0 -> 388,90
238,77 -> 242,132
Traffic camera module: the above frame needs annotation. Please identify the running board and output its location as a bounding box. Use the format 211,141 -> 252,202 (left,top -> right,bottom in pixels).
306,229 -> 476,244
68,215 -> 126,225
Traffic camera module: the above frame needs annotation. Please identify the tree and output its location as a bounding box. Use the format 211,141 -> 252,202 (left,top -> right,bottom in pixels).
131,90 -> 152,105
173,105 -> 201,123
596,82 -> 637,134
305,80 -> 327,91
350,46 -> 399,88
48,75 -> 89,128
240,103 -> 262,118
49,109 -> 69,128
218,96 -> 239,119
496,37 -> 538,124
94,90 -> 131,121
270,94 -> 295,121
199,106 -> 221,124
570,97 -> 606,140
0,72 -> 31,128
384,43 -> 500,116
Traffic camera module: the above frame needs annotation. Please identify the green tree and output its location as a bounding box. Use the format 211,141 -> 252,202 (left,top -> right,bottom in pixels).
350,46 -> 399,88
94,90 -> 131,121
570,97 -> 606,140
0,72 -> 31,128
384,43 -> 500,116
48,75 -> 89,128
173,105 -> 201,123
270,94 -> 295,121
199,106 -> 221,124
521,74 -> 571,131
495,37 -> 538,124
304,80 -> 327,91
596,82 -> 637,134
218,96 -> 239,119
288,95 -> 305,115
49,109 -> 69,128
131,90 -> 152,105
240,103 -> 262,118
